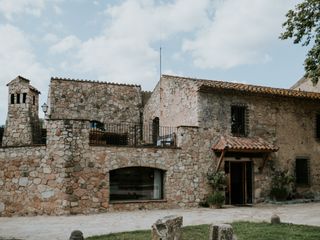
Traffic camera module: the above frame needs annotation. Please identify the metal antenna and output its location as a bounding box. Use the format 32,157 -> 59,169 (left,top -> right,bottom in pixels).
160,46 -> 162,78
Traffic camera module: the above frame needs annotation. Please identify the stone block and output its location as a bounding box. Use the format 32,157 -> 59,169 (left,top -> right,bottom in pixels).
69,230 -> 84,240
271,214 -> 281,224
152,215 -> 183,240
18,177 -> 28,186
209,224 -> 234,240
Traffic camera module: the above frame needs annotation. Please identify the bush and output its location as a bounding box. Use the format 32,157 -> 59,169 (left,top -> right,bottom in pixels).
207,191 -> 225,208
270,169 -> 295,201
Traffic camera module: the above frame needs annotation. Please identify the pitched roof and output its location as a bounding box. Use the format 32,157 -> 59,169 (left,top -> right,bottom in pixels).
162,75 -> 320,100
212,135 -> 279,153
290,77 -> 308,90
6,76 -> 40,94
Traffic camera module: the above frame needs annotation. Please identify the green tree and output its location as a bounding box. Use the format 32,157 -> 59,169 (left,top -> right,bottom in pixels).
280,0 -> 320,84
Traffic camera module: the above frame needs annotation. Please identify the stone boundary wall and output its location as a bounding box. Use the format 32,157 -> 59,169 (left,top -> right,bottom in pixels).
0,119 -> 212,216
0,146 -> 69,216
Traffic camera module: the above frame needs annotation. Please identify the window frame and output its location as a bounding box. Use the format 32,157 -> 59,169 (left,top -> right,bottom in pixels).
295,157 -> 310,187
231,105 -> 248,137
109,167 -> 165,202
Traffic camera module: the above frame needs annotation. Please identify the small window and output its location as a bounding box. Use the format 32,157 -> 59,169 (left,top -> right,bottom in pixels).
32,96 -> 35,105
231,105 -> 247,136
16,94 -> 20,104
110,167 -> 164,201
295,158 -> 310,186
316,114 -> 320,139
10,94 -> 14,104
22,93 -> 27,103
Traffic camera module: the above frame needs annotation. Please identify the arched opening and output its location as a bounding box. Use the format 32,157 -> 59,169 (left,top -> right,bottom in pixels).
110,167 -> 164,201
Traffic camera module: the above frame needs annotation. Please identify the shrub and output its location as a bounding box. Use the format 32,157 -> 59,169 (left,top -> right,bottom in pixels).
207,191 -> 225,208
270,169 -> 295,201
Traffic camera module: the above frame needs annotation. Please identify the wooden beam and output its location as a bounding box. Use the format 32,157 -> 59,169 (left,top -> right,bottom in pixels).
216,150 -> 226,172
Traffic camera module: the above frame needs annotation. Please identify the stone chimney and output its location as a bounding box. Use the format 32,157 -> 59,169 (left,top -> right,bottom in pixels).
2,76 -> 40,146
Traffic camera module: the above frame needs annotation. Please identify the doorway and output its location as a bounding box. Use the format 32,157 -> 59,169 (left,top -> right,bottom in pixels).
225,160 -> 252,205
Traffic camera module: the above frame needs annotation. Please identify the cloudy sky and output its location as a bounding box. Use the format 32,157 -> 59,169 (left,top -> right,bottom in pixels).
0,0 -> 307,124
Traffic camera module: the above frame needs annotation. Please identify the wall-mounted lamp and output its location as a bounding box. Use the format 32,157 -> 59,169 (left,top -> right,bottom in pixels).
41,103 -> 48,117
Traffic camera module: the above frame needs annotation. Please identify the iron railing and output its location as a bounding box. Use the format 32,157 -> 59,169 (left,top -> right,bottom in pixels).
89,122 -> 177,147
31,121 -> 46,145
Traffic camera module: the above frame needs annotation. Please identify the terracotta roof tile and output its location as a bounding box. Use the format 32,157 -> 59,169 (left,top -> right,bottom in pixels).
162,75 -> 320,100
212,135 -> 278,152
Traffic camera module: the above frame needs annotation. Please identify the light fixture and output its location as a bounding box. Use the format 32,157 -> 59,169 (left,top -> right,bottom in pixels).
41,103 -> 48,116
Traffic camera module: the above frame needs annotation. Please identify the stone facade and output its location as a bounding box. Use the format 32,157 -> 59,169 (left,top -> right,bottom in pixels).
48,78 -> 142,124
1,75 -> 320,216
2,76 -> 40,147
291,77 -> 320,92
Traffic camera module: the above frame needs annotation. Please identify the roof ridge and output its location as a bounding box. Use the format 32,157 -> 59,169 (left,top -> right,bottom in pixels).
50,77 -> 141,88
162,75 -> 320,100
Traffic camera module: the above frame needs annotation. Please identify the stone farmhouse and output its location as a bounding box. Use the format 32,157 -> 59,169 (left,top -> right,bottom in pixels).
0,75 -> 320,216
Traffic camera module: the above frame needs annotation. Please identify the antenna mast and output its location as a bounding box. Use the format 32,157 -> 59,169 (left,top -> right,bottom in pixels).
160,47 -> 162,78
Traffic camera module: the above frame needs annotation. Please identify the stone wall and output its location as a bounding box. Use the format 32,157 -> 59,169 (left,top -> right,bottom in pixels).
2,77 -> 40,147
0,146 -> 68,216
144,75 -> 199,127
291,77 -> 320,92
0,119 -> 212,216
48,78 -> 142,124
198,90 -> 320,196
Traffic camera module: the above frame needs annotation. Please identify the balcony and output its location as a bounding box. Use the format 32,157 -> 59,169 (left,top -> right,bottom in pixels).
89,122 -> 177,148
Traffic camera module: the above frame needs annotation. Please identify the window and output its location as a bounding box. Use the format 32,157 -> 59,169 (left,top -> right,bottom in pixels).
231,105 -> 247,136
110,167 -> 164,201
32,96 -> 35,105
22,93 -> 27,103
316,114 -> 320,139
295,158 -> 310,186
16,93 -> 20,104
10,94 -> 14,104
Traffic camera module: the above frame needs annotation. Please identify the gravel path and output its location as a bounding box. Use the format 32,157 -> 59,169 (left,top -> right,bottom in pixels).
0,203 -> 320,240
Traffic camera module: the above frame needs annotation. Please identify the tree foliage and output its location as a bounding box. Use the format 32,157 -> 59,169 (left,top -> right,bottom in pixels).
280,0 -> 320,84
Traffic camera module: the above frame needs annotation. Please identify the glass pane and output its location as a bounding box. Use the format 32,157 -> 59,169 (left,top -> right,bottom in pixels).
110,167 -> 163,201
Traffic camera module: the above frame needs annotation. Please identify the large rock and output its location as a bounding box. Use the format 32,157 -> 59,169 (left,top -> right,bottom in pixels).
69,230 -> 84,240
152,215 -> 183,240
209,224 -> 234,240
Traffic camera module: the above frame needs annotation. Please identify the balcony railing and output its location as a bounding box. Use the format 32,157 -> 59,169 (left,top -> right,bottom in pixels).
89,122 -> 177,147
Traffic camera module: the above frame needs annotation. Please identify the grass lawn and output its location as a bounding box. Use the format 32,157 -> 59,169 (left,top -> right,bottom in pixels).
86,221 -> 320,240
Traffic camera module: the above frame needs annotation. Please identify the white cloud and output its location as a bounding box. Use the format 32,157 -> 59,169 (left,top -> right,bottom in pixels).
0,0 -> 45,20
182,0 -> 300,69
53,5 -> 63,15
0,24 -> 51,123
71,0 -> 211,89
43,33 -> 59,43
49,35 -> 81,54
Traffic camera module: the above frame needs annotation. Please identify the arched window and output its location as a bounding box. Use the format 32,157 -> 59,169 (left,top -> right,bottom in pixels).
110,167 -> 164,201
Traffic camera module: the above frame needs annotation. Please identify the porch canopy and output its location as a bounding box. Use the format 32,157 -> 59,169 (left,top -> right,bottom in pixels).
212,135 -> 278,171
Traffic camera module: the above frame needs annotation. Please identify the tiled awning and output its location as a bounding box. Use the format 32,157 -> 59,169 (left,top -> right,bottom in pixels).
212,135 -> 279,153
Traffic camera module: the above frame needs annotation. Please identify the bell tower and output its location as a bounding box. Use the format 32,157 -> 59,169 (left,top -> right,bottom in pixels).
2,76 -> 40,146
